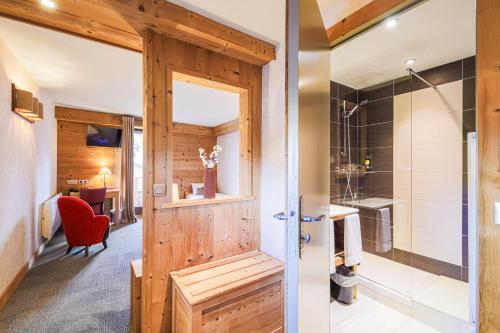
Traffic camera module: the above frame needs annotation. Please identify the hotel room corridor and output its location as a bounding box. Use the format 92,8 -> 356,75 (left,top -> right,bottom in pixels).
0,222 -> 141,333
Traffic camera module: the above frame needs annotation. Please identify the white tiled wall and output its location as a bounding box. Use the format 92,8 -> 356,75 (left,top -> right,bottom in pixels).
393,81 -> 463,266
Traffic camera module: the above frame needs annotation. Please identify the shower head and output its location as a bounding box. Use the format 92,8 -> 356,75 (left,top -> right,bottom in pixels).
343,99 -> 368,118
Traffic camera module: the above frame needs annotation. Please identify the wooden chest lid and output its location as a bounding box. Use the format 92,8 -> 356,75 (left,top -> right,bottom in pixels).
170,251 -> 284,305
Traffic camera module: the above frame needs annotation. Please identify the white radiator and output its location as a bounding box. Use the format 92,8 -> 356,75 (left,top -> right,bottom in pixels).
41,193 -> 62,240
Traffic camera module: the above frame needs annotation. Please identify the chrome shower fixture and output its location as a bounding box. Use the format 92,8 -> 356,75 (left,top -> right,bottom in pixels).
407,68 -> 437,90
343,99 -> 368,118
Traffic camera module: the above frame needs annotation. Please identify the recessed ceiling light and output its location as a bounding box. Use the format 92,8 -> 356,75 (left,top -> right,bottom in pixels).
405,59 -> 416,66
41,0 -> 56,9
385,17 -> 398,29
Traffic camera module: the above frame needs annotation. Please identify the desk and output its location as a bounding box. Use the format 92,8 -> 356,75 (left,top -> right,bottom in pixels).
73,188 -> 121,222
105,188 -> 120,218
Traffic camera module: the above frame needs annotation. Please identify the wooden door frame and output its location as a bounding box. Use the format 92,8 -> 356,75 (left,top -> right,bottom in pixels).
169,68 -> 254,200
329,0 -> 500,330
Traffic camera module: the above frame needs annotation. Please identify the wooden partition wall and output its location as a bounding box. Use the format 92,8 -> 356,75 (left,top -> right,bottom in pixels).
142,30 -> 263,333
477,0 -> 500,330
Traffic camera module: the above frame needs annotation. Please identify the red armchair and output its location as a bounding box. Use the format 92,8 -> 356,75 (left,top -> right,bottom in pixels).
57,196 -> 110,256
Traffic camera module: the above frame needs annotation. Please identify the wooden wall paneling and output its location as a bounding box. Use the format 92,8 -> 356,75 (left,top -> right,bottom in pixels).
141,29 -> 155,333
142,29 -> 262,333
57,120 -> 121,192
477,0 -> 500,331
55,106 -> 143,128
165,68 -> 174,204
213,118 -> 239,137
172,123 -> 216,198
239,90 -> 252,196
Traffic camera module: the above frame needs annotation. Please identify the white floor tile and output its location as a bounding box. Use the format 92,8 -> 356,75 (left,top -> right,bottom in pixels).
357,252 -> 438,297
331,292 -> 373,325
413,276 -> 469,319
395,318 -> 441,333
331,292 -> 409,333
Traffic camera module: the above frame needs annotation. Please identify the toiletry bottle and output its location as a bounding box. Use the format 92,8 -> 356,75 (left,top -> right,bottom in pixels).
364,152 -> 372,171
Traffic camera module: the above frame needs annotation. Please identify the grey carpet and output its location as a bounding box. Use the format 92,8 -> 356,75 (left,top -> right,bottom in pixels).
0,221 -> 142,333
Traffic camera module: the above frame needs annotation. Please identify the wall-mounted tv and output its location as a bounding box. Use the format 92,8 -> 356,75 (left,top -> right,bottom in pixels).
86,125 -> 122,148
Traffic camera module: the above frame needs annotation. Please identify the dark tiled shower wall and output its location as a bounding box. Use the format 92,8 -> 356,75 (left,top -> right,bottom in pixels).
330,56 -> 476,282
462,56 -> 476,282
330,81 -> 364,201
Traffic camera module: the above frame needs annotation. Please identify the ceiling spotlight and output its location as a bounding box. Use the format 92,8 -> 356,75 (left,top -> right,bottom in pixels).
41,0 -> 56,9
385,17 -> 398,29
405,59 -> 416,67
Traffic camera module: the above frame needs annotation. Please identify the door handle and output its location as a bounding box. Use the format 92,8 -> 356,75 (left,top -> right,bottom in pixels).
301,215 -> 325,223
273,212 -> 288,221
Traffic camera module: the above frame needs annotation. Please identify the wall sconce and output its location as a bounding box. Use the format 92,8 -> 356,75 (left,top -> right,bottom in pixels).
11,84 -> 43,122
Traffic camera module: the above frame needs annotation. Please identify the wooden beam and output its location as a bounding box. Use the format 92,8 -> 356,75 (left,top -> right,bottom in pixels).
103,0 -> 276,66
213,118 -> 239,137
55,106 -> 143,128
326,0 -> 421,47
0,0 -> 142,52
173,71 -> 246,94
0,0 -> 276,66
477,0 -> 500,331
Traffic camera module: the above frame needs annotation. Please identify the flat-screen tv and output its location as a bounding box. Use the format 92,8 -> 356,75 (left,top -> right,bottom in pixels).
86,125 -> 122,148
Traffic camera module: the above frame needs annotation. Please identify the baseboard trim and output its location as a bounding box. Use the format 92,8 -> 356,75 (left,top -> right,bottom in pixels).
0,263 -> 28,311
0,239 -> 48,311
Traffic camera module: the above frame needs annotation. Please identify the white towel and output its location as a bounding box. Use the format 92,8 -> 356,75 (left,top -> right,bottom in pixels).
376,208 -> 392,253
344,214 -> 363,266
330,218 -> 335,274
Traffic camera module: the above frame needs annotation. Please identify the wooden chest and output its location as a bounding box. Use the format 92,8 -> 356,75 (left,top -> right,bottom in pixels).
171,251 -> 284,333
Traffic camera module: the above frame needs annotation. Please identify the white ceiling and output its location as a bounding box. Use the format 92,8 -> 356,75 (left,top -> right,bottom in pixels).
330,0 -> 476,89
0,17 -> 143,116
173,80 -> 239,127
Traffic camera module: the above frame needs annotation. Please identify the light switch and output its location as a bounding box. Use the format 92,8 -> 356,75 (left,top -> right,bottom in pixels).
495,202 -> 500,225
67,179 -> 78,185
153,184 -> 166,197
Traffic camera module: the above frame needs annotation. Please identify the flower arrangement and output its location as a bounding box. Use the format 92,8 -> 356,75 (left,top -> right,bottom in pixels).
199,145 -> 222,169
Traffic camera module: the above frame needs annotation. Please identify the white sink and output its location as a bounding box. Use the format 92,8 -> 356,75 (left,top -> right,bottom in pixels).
330,204 -> 359,218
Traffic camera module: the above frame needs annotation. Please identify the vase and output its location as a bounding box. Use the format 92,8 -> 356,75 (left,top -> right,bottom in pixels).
204,168 -> 216,199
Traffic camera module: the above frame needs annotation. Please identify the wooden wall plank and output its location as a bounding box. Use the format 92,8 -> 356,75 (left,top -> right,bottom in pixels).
143,30 -> 262,333
57,120 -> 121,192
172,123 -> 216,198
55,106 -> 143,128
477,0 -> 500,331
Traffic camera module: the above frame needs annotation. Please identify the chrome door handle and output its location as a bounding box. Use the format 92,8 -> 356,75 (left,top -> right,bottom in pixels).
273,212 -> 287,221
301,233 -> 311,244
301,215 -> 325,223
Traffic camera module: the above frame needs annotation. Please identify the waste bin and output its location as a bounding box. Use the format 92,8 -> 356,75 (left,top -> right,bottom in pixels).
330,265 -> 357,304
